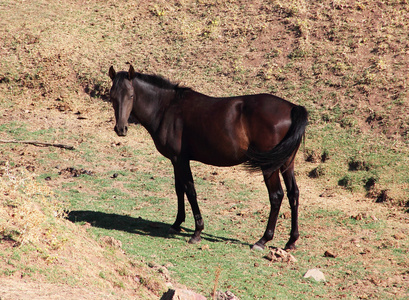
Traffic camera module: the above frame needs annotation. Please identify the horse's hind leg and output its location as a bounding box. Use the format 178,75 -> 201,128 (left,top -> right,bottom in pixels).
281,161 -> 300,250
252,170 -> 284,250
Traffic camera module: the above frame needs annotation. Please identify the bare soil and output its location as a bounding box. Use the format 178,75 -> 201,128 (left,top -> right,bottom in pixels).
0,278 -> 109,300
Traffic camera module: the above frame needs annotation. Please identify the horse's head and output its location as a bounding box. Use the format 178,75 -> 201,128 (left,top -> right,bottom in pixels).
108,65 -> 136,136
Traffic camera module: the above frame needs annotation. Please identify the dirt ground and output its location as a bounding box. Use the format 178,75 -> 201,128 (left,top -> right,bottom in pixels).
0,278 -> 109,300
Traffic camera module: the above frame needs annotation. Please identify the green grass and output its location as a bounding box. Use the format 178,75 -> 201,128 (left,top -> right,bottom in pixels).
306,121 -> 409,200
53,132 -> 407,298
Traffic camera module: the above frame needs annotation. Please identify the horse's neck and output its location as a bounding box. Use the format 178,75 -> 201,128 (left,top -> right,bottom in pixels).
132,80 -> 175,133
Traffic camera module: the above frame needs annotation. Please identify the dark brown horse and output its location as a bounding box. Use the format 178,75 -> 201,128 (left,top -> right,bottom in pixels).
108,65 -> 308,251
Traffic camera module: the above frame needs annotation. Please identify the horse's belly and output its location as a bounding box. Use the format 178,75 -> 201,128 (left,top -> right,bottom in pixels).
187,142 -> 248,167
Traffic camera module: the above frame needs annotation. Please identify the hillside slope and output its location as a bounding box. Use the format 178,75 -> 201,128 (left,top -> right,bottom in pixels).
0,0 -> 408,298
1,0 -> 408,201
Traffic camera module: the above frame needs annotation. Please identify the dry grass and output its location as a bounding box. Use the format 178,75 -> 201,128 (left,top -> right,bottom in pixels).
0,162 -> 65,247
0,163 -> 167,299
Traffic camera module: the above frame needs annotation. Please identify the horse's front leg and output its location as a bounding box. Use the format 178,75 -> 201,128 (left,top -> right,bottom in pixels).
169,164 -> 186,233
186,179 -> 204,244
172,159 -> 204,244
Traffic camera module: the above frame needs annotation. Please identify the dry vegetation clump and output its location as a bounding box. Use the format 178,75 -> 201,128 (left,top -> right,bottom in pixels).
0,163 -> 167,299
0,162 -> 66,248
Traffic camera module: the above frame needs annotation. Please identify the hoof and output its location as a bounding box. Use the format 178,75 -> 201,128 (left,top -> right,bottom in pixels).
188,236 -> 201,244
251,243 -> 265,251
284,243 -> 297,251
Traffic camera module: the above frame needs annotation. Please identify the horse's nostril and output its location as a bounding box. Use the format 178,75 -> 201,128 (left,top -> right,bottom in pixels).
125,126 -> 128,132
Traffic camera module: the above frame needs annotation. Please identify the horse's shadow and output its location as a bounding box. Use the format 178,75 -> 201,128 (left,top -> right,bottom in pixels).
67,210 -> 245,245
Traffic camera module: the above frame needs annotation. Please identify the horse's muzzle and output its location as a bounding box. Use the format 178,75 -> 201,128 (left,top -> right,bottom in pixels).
114,125 -> 128,136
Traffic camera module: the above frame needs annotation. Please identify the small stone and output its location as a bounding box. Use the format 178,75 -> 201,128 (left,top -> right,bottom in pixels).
303,268 -> 326,282
161,289 -> 206,300
266,247 -> 297,263
216,290 -> 240,300
324,250 -> 337,258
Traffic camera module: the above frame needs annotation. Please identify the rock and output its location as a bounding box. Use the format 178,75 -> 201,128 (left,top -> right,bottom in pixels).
266,247 -> 297,263
371,215 -> 378,221
324,250 -> 337,258
303,268 -> 326,282
216,290 -> 240,300
161,289 -> 206,300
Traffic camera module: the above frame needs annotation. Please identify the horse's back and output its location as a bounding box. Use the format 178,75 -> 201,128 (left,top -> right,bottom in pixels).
242,93 -> 295,120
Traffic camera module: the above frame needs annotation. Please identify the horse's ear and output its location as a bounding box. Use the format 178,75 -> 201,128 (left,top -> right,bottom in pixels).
109,66 -> 116,80
128,65 -> 136,80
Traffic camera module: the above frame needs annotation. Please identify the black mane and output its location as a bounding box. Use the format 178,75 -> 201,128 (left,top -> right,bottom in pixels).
113,70 -> 190,97
135,72 -> 179,90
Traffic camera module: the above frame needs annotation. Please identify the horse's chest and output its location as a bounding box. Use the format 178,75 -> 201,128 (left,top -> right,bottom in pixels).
153,116 -> 183,160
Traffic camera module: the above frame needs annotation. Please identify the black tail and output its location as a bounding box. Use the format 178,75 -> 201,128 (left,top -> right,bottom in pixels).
245,105 -> 308,173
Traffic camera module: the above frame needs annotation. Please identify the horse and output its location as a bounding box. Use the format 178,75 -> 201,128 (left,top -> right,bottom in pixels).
108,65 -> 308,251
